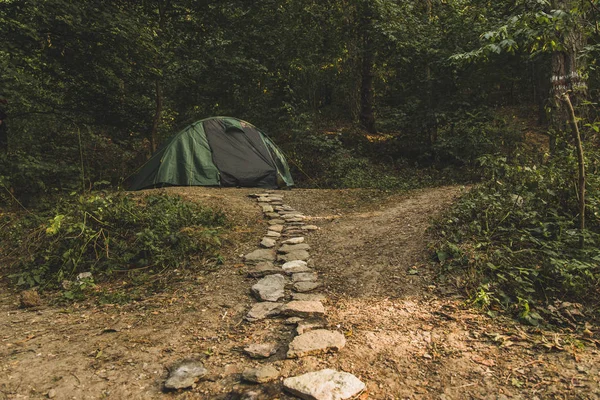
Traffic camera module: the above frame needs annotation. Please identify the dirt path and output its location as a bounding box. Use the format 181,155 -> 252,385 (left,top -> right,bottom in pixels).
1,186 -> 599,399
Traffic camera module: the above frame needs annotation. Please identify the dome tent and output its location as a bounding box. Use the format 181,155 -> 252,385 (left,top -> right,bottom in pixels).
130,117 -> 294,190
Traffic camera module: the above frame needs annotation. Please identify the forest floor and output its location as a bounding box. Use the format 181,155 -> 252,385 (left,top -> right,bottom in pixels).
1,186 -> 600,399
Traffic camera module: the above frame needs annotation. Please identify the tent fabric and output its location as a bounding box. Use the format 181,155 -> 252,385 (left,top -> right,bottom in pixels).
130,117 -> 293,190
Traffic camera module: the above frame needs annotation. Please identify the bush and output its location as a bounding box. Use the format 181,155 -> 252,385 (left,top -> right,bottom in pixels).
0,192 -> 228,289
432,151 -> 600,322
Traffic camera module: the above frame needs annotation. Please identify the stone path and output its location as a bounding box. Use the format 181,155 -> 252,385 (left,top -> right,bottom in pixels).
242,192 -> 365,399
164,191 -> 365,399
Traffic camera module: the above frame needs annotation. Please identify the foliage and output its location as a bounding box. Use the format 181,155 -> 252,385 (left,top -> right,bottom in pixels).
433,152 -> 600,321
0,192 -> 228,290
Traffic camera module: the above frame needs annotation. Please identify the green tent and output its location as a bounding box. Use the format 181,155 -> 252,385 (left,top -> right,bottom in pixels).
130,117 -> 294,190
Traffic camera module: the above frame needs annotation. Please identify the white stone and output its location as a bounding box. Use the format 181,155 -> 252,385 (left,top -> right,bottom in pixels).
268,224 -> 284,232
287,329 -> 346,358
164,359 -> 208,390
260,237 -> 277,248
243,343 -> 278,359
292,272 -> 318,283
282,236 -> 305,244
252,274 -> 285,302
282,260 -> 312,274
293,281 -> 322,293
244,249 -> 276,263
282,301 -> 325,318
247,262 -> 282,278
283,369 -> 365,400
278,250 -> 310,263
246,302 -> 282,321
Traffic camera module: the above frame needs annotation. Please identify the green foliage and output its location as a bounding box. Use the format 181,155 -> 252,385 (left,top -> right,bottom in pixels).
433,152 -> 600,319
0,192 -> 228,289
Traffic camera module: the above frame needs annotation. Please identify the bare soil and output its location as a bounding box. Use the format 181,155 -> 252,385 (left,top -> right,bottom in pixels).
1,186 -> 599,399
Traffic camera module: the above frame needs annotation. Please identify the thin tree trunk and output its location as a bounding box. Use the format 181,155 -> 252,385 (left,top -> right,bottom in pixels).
563,93 -> 586,248
359,1 -> 376,134
149,80 -> 163,154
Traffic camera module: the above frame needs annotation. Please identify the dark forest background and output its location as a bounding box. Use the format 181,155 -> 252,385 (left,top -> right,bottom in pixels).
2,0 -> 600,319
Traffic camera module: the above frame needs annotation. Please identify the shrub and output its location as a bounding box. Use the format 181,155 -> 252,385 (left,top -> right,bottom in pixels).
0,192 -> 228,289
432,151 -> 600,322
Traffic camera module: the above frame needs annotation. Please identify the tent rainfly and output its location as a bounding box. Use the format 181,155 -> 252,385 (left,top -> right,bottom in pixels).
130,117 -> 294,190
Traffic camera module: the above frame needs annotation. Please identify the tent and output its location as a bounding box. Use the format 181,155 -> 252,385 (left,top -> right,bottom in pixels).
130,117 -> 294,190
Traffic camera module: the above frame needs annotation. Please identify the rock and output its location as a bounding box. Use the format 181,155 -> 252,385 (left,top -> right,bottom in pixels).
76,272 -> 93,281
246,302 -> 282,321
297,317 -> 328,335
252,274 -> 286,302
164,359 -> 208,390
268,224 -> 284,233
258,197 -> 271,203
282,301 -> 325,318
260,237 -> 277,248
293,281 -> 323,293
265,212 -> 280,219
283,369 -> 365,400
284,230 -> 305,237
292,272 -> 318,283
47,389 -> 57,399
268,219 -> 286,225
243,343 -> 279,359
282,237 -> 305,244
247,262 -> 282,278
265,230 -> 281,238
301,225 -> 319,231
245,249 -> 276,263
291,293 -> 327,303
262,205 -> 274,213
285,217 -> 305,223
287,330 -> 346,358
282,260 -> 312,274
278,250 -> 310,263
242,366 -> 279,383
19,290 -> 41,308
267,196 -> 284,202
285,317 -> 303,325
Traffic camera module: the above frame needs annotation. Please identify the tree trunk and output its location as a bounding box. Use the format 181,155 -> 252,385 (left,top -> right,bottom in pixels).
359,1 -> 376,134
149,80 -> 163,155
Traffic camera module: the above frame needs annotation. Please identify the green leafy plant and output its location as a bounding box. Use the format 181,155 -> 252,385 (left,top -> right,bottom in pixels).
1,192 -> 228,291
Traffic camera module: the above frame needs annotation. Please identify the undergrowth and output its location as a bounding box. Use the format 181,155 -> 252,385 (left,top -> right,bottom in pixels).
433,151 -> 600,325
0,192 -> 228,292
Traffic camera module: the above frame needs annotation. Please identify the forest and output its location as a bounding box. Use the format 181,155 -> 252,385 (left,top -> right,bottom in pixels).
2,0 -> 600,328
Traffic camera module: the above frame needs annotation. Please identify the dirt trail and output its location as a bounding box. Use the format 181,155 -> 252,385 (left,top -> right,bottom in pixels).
1,186 -> 599,399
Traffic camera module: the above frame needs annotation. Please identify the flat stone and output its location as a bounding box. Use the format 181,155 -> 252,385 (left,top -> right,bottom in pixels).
279,243 -> 310,253
242,366 -> 279,383
265,212 -> 280,219
252,274 -> 285,302
243,343 -> 279,359
282,301 -> 326,318
287,330 -> 346,358
284,230 -> 305,237
267,196 -> 284,202
292,293 -> 327,303
285,317 -> 303,325
280,210 -> 303,216
282,260 -> 312,274
293,281 -> 322,293
265,230 -> 281,238
246,302 -> 282,321
164,359 -> 208,390
262,205 -> 274,213
247,262 -> 282,278
245,249 -> 276,263
268,219 -> 286,225
301,225 -> 319,231
278,250 -> 310,263
283,369 -> 365,400
282,237 -> 305,244
292,272 -> 318,283
284,217 -> 305,223
297,317 -> 328,335
268,224 -> 284,232
260,237 -> 277,248
282,205 -> 294,210
258,197 -> 271,203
